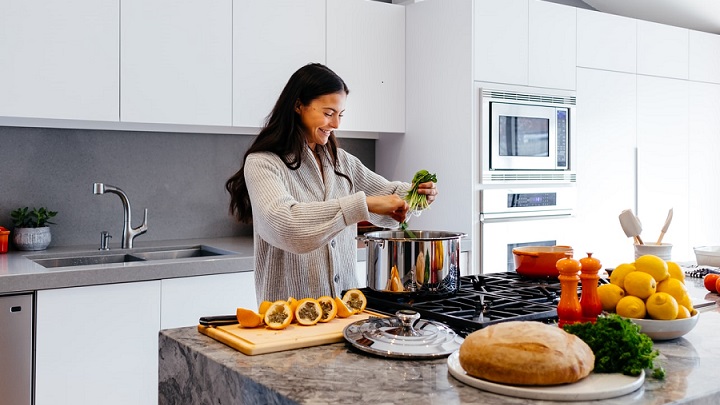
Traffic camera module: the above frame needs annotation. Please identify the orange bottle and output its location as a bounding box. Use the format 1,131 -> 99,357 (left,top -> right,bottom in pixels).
579,252 -> 603,323
556,252 -> 582,328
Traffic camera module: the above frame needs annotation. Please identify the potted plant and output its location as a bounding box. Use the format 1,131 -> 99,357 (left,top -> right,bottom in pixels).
10,207 -> 58,251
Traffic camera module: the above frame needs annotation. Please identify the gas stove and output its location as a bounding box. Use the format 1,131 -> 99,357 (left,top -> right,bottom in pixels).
356,273 -> 593,337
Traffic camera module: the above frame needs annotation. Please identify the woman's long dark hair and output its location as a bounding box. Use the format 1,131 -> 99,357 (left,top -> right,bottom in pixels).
226,63 -> 351,223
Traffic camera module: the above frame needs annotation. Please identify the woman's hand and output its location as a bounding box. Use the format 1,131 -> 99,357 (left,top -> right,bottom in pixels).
415,181 -> 438,205
367,195 -> 409,223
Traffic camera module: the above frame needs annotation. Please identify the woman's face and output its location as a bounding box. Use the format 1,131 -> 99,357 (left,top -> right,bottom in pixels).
297,91 -> 346,149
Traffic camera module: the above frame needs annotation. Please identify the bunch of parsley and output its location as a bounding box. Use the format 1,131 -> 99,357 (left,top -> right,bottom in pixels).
563,313 -> 665,379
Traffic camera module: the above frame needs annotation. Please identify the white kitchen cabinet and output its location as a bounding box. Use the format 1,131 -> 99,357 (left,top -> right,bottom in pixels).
355,261 -> 368,289
327,0 -> 405,133
637,75 -> 690,260
233,0 -> 325,128
575,68 -> 637,265
0,0 -> 119,121
576,9 -> 636,74
689,30 -> 720,84
688,82 -> 720,248
637,20 -> 689,80
161,272 -> 257,329
528,0 -> 576,90
120,0 -> 232,126
473,0 -> 529,86
473,0 -> 575,90
35,281 -> 161,405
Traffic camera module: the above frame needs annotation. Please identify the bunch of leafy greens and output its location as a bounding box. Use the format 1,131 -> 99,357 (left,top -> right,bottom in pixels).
563,314 -> 665,379
400,170 -> 437,238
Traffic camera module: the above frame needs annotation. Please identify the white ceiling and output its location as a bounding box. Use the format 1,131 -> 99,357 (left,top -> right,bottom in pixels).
581,0 -> 720,34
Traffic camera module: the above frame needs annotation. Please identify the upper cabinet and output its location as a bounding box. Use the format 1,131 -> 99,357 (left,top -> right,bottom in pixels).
689,30 -> 720,84
637,20 -> 689,80
233,0 -> 325,128
474,0 -> 528,86
121,0 -> 232,126
474,0 -> 576,90
327,0 -> 405,133
576,9 -> 637,73
0,0 -> 119,121
528,0 -> 576,90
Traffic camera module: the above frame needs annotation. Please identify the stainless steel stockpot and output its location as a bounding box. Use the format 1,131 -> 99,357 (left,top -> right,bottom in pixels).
358,230 -> 466,297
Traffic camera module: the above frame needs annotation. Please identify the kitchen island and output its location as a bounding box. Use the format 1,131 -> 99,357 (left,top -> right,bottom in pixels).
159,292 -> 720,404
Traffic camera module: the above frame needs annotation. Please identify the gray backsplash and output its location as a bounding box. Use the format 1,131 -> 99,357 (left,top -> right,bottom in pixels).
0,126 -> 375,248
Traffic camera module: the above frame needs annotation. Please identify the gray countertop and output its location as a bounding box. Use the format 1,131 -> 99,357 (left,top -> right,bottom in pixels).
0,236 -> 257,294
159,297 -> 720,405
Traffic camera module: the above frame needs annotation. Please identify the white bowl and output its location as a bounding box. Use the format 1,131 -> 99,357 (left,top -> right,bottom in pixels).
694,246 -> 720,267
627,312 -> 699,341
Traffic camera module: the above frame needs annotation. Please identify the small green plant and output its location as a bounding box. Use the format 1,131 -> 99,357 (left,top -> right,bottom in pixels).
10,207 -> 58,228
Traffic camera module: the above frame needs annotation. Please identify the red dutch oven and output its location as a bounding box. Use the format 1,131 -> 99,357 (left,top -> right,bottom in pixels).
512,246 -> 573,277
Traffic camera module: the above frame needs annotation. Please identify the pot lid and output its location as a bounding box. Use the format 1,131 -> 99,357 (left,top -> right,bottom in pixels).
343,309 -> 463,359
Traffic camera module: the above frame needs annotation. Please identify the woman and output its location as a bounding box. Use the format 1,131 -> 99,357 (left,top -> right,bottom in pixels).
226,63 -> 437,303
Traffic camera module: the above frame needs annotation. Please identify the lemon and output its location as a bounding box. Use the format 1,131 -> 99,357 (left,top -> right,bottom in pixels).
597,283 -> 626,312
634,254 -> 669,282
646,292 -> 679,320
678,294 -> 695,312
666,261 -> 685,283
656,278 -> 688,303
675,305 -> 691,319
623,271 -> 657,299
610,263 -> 636,287
616,296 -> 647,319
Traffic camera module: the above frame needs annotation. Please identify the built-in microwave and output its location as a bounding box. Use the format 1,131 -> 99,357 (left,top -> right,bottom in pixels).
479,85 -> 576,184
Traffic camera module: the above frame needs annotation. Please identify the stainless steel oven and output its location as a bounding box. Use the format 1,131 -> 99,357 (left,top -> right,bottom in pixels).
479,84 -> 576,184
478,186 -> 576,274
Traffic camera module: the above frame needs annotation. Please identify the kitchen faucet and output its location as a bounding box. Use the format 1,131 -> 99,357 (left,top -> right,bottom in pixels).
93,183 -> 148,249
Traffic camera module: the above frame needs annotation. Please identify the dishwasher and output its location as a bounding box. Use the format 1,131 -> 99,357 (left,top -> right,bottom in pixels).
0,293 -> 33,405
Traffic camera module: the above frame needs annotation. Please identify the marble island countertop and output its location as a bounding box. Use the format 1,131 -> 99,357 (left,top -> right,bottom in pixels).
159,282 -> 720,405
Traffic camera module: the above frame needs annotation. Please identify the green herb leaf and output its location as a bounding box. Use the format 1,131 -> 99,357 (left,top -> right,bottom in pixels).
563,313 -> 663,379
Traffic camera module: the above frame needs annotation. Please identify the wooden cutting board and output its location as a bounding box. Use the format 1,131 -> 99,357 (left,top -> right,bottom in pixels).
198,310 -> 385,356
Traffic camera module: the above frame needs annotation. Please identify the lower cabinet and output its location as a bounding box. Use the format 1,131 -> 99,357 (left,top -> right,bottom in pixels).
355,260 -> 368,289
35,271 -> 255,405
35,281 -> 162,405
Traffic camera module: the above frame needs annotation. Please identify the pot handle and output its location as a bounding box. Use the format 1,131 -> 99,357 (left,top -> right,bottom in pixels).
355,235 -> 385,248
514,250 -> 540,258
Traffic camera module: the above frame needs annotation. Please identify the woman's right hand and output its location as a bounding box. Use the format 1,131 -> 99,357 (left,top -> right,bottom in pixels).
367,195 -> 409,223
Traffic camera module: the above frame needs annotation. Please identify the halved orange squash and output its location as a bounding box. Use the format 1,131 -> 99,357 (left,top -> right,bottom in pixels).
316,296 -> 338,323
342,289 -> 367,314
334,296 -> 355,318
258,300 -> 273,315
294,298 -> 323,326
236,307 -> 263,328
263,300 -> 293,330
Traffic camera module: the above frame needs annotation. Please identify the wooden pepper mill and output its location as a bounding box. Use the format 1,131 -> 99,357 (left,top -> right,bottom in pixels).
579,252 -> 603,323
556,252 -> 582,328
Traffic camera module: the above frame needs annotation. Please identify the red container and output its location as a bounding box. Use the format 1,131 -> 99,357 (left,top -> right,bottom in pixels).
512,246 -> 573,277
0,227 -> 9,254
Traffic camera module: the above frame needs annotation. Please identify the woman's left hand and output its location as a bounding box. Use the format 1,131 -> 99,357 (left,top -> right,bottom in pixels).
416,181 -> 438,205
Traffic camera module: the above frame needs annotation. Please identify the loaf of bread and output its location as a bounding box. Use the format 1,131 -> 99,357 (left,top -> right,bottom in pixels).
458,321 -> 594,386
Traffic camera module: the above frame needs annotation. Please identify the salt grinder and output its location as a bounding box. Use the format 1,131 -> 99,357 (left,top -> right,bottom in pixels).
579,252 -> 603,323
557,252 -> 582,328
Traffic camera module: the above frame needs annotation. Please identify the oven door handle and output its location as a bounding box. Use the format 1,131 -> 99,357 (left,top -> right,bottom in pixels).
480,212 -> 574,223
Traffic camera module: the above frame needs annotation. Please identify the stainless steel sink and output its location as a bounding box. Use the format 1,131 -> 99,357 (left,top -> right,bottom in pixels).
32,254 -> 146,268
30,245 -> 234,269
131,247 -> 227,261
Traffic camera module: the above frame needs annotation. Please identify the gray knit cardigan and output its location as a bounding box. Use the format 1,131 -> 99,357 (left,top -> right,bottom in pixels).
244,146 -> 410,303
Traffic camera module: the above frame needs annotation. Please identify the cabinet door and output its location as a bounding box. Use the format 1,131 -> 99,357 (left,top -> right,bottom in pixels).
689,30 -> 720,84
473,0 -> 528,86
233,0 -> 325,128
637,76 -> 689,260
121,0 -> 232,126
355,261 -> 367,289
0,0 -> 118,121
327,0 -> 405,133
688,82 -> 720,247
35,281 -> 161,405
161,272 -> 257,329
576,9 -> 636,73
637,20 -> 689,80
528,0 -> 576,90
575,68 -> 637,265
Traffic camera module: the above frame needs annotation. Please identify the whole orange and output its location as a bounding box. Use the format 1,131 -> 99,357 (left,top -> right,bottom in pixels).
703,274 -> 720,293
716,276 -> 720,295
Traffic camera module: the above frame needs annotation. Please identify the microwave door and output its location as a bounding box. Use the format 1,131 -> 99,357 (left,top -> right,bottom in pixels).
490,103 -> 558,171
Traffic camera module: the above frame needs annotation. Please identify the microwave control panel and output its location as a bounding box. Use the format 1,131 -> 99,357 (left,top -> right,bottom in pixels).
556,109 -> 568,168
507,192 -> 557,208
